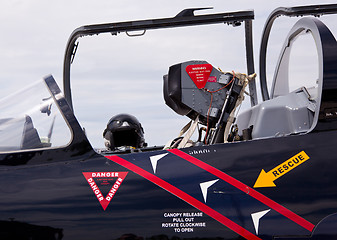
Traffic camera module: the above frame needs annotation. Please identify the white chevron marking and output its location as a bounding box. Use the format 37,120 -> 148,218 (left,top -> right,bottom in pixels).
200,179 -> 219,203
150,153 -> 168,174
251,209 -> 271,235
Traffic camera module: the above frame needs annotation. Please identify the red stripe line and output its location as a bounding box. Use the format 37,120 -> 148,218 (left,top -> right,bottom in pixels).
106,155 -> 261,240
168,148 -> 315,232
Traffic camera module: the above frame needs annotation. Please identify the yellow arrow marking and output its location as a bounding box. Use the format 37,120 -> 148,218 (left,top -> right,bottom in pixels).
253,151 -> 310,188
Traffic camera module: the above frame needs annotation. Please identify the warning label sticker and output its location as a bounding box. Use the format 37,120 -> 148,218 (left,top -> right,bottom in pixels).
162,212 -> 206,233
207,76 -> 217,83
186,64 -> 213,89
83,172 -> 128,210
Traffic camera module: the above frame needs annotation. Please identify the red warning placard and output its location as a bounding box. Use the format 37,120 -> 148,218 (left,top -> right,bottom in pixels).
83,172 -> 128,210
186,64 -> 213,89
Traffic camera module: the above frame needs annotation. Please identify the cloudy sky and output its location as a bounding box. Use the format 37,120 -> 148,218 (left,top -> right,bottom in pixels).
0,0 -> 336,148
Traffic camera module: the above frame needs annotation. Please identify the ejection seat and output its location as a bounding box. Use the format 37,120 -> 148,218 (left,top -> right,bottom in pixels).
163,60 -> 254,147
21,115 -> 43,149
0,115 -> 42,151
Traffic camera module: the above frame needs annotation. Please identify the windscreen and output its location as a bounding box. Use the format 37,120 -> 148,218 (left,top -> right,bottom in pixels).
0,80 -> 72,152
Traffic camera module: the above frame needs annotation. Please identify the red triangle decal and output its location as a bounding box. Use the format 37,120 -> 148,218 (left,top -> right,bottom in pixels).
83,172 -> 128,210
186,64 -> 213,89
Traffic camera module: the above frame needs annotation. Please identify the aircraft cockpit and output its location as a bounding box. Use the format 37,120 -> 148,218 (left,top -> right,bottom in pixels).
1,4 -> 337,160
2,5 -> 337,240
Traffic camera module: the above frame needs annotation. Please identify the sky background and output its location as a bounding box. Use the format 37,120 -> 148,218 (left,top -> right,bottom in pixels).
0,0 -> 337,149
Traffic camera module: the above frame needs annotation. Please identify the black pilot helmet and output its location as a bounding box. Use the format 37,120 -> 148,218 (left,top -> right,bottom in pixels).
103,114 -> 146,150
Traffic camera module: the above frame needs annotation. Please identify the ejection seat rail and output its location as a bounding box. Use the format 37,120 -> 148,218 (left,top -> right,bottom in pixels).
63,8 -> 256,111
259,3 -> 337,101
